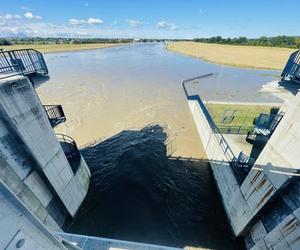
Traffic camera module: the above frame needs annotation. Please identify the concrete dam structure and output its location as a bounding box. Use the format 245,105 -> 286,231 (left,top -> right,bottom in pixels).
0,49 -> 91,232
0,47 -> 299,250
0,49 -> 185,250
184,50 -> 300,250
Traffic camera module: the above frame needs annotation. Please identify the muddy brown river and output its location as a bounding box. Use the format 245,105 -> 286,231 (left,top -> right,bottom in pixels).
37,43 -> 279,249
37,43 -> 280,158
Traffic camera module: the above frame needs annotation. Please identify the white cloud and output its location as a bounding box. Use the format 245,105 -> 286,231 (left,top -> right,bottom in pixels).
69,17 -> 103,26
2,14 -> 21,20
0,13 -> 140,38
24,12 -> 43,20
87,18 -> 103,25
69,18 -> 86,25
24,12 -> 33,19
157,21 -> 178,30
126,19 -> 143,27
21,6 -> 30,10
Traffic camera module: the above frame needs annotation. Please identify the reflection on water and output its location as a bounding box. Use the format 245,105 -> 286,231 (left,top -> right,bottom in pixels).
37,43 -> 280,158
68,125 -> 238,249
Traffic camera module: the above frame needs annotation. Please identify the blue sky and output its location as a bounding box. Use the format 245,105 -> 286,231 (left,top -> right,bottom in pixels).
0,0 -> 299,38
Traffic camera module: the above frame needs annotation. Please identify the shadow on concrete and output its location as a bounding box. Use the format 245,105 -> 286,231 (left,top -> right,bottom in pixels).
29,73 -> 50,88
67,125 -> 242,249
279,79 -> 300,96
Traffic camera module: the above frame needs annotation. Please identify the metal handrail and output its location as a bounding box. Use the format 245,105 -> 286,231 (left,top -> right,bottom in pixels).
217,125 -> 254,135
255,113 -> 283,132
43,105 -> 66,127
56,134 -> 81,174
281,49 -> 300,82
0,49 -> 48,79
56,134 -> 78,149
182,74 -> 246,183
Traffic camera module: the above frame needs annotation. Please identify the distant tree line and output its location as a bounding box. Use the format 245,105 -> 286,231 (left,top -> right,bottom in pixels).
3,36 -> 299,48
193,36 -> 300,49
138,38 -> 190,42
0,37 -> 191,45
0,37 -> 134,45
0,38 -> 13,45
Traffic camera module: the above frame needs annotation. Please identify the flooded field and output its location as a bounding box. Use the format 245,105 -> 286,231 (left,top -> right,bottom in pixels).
37,43 -> 280,158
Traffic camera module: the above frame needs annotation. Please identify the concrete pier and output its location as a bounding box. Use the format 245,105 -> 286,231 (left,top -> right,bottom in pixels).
0,181 -> 67,249
185,71 -> 300,249
0,73 -> 90,229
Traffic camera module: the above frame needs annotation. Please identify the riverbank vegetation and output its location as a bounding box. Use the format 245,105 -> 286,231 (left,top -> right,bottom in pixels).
0,37 -> 133,45
0,37 -> 132,53
0,43 -> 128,53
194,36 -> 300,49
206,103 -> 277,127
167,42 -> 295,70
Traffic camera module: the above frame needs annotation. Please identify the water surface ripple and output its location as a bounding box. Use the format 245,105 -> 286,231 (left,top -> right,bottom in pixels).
69,125 -> 238,249
37,43 -> 280,158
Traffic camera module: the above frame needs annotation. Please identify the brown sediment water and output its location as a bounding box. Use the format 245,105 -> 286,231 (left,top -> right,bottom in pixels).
37,43 -> 280,158
68,125 -> 238,249
36,43 -> 278,249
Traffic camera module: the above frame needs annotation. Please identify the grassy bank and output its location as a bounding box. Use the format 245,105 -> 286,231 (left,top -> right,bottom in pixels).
167,41 -> 296,70
206,103 -> 278,127
0,43 -> 128,54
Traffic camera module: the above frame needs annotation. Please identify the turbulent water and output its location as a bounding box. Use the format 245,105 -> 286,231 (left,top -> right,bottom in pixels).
68,125 -> 238,249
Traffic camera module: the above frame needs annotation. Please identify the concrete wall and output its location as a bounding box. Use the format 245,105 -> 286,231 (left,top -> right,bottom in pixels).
0,75 -> 90,229
0,181 -> 66,250
75,157 -> 91,195
57,232 -> 181,250
188,93 -> 300,248
188,100 -> 252,235
250,207 -> 300,250
241,93 -> 300,249
240,92 -> 300,223
0,158 -> 61,231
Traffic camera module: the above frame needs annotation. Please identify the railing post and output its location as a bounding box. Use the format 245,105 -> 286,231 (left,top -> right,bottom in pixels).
27,49 -> 37,72
2,51 -> 14,72
36,51 -> 48,74
7,51 -> 19,74
13,51 -> 25,75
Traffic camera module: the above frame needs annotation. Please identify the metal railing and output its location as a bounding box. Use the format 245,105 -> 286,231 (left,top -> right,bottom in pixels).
56,134 -> 81,174
281,49 -> 300,82
0,49 -> 48,79
255,113 -> 283,132
44,105 -> 66,127
245,113 -> 283,144
182,74 -> 250,184
217,125 -> 254,135
237,152 -> 255,167
246,131 -> 257,143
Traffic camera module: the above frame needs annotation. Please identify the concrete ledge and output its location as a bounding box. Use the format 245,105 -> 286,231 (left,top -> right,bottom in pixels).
187,99 -> 253,235
56,232 -> 181,250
